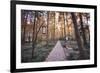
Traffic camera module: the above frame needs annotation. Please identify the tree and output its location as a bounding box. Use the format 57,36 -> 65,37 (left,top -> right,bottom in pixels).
64,12 -> 66,39
59,12 -> 64,38
66,13 -> 73,40
21,10 -> 28,45
32,11 -> 45,58
85,13 -> 90,41
71,13 -> 86,59
46,11 -> 49,46
54,12 -> 56,41
79,13 -> 87,47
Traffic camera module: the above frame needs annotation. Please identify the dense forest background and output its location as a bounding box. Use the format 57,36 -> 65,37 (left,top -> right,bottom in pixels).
21,10 -> 90,62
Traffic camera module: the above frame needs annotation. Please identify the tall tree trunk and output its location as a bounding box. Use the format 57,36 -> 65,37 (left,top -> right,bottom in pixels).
22,13 -> 27,45
79,13 -> 87,47
28,32 -> 30,43
46,12 -> 49,46
86,14 -> 90,41
61,14 -> 63,38
66,14 -> 69,40
32,11 -> 37,58
64,13 -> 66,39
71,13 -> 86,59
32,12 -> 45,58
54,12 -> 55,41
22,21 -> 26,44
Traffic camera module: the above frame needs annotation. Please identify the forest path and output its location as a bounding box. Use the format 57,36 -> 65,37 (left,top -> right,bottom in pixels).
46,40 -> 69,61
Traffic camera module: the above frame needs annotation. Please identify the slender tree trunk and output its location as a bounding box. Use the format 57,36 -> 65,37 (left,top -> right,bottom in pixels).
86,15 -> 90,41
46,12 -> 49,46
61,14 -> 63,38
32,12 -> 45,58
79,13 -> 87,47
66,14 -> 69,40
22,16 -> 27,45
71,13 -> 86,59
28,32 -> 30,43
34,21 -> 44,43
32,11 -> 37,58
64,13 -> 66,39
22,23 -> 26,44
54,12 -> 55,41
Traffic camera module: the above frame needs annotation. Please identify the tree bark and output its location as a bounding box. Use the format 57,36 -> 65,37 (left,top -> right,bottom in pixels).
79,13 -> 87,47
86,14 -> 90,41
46,11 -> 49,46
32,11 -> 45,58
54,12 -> 55,41
64,13 -> 66,39
21,11 -> 27,45
71,13 -> 86,59
32,11 -> 37,58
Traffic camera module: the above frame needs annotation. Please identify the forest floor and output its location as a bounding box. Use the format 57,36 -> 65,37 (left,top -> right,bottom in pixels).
21,41 -> 56,62
21,40 -> 90,63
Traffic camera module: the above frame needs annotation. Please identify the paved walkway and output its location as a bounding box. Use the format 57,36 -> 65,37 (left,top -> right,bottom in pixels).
46,41 -> 68,61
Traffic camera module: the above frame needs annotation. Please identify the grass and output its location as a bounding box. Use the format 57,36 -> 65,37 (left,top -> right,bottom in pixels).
21,39 -> 90,63
21,41 -> 55,63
